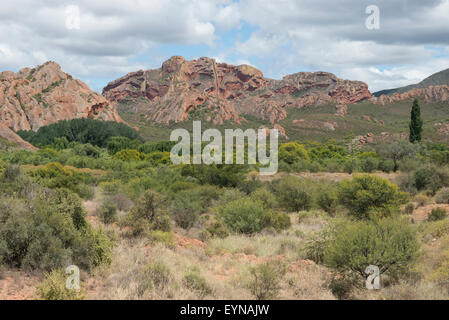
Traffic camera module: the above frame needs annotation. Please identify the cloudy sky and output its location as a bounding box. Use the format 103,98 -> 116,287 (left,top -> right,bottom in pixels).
0,0 -> 448,92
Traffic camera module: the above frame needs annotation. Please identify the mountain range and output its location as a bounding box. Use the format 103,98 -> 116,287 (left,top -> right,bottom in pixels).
1,57 -> 449,147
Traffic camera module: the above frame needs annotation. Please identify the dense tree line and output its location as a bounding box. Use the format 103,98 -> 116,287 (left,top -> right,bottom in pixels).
17,118 -> 141,148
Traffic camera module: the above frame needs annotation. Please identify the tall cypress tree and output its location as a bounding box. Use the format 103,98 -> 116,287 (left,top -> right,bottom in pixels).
409,99 -> 423,143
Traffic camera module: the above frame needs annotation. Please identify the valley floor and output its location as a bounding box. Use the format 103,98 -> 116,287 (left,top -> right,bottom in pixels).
2,172 -> 448,300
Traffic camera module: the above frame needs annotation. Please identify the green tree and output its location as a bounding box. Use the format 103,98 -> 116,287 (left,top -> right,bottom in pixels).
409,99 -> 423,143
279,142 -> 309,164
324,218 -> 420,279
338,174 -> 408,219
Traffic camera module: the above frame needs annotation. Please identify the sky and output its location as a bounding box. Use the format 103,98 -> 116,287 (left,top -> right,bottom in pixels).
0,0 -> 449,93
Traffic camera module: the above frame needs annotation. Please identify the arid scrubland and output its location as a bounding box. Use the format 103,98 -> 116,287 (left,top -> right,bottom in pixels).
2,119 -> 449,300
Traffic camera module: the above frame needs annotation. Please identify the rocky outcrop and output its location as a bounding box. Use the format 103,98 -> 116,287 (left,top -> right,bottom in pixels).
0,124 -> 38,150
373,85 -> 449,106
0,61 -> 122,132
103,56 -> 372,125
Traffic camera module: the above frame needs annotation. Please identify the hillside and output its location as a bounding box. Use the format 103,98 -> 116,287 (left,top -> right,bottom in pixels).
374,68 -> 449,97
102,56 -> 372,126
0,61 -> 122,132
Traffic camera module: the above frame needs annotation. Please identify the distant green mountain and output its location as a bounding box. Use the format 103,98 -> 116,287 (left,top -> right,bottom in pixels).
373,68 -> 449,97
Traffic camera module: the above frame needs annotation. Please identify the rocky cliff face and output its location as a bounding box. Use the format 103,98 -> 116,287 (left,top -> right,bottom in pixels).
103,56 -> 372,125
0,61 -> 122,132
0,124 -> 37,150
373,85 -> 449,105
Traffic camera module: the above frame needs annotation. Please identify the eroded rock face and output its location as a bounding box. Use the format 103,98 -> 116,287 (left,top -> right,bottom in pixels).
103,56 -> 372,125
0,124 -> 37,150
0,61 -> 122,132
373,85 -> 449,105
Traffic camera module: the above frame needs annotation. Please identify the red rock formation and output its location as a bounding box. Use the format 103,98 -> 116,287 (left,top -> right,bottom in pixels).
373,85 -> 449,105
0,61 -> 122,132
0,124 -> 37,150
103,56 -> 372,125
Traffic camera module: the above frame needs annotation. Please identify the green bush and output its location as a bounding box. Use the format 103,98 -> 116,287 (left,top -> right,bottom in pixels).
137,261 -> 172,296
428,208 -> 447,222
359,157 -> 380,173
171,194 -> 202,229
181,164 -> 247,188
414,165 -> 449,195
120,190 -> 171,237
183,267 -> 213,298
250,187 -> 277,209
113,149 -> 144,162
2,164 -> 21,181
328,274 -> 358,300
36,269 -> 85,300
98,202 -> 118,224
279,142 -> 309,164
420,219 -> 449,239
404,202 -> 415,215
267,212 -> 291,231
0,190 -> 112,272
217,198 -> 270,235
30,162 -> 94,199
205,221 -> 229,239
303,227 -> 333,264
338,174 -> 408,220
148,230 -> 176,248
247,261 -> 286,300
316,183 -> 338,215
324,218 -> 420,279
271,176 -> 313,212
435,187 -> 449,204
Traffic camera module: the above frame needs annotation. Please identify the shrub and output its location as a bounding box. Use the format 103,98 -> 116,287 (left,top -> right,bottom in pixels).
316,183 -> 338,215
36,269 -> 85,300
378,159 -> 395,173
360,157 -> 380,173
267,212 -> 291,231
98,202 -> 118,224
148,230 -> 176,248
271,176 -> 313,212
324,218 -> 420,279
428,208 -> 447,222
145,151 -> 171,166
205,221 -> 229,239
338,174 -> 408,220
31,162 -> 94,199
303,227 -> 332,264
120,190 -> 171,237
137,261 -> 172,296
217,198 -> 270,235
414,165 -> 449,195
328,274 -> 357,300
420,219 -> 449,239
404,203 -> 415,215
250,187 -> 277,209
2,164 -> 21,181
183,267 -> 213,298
73,143 -> 101,158
113,149 -> 144,162
0,191 -> 112,272
279,142 -> 309,164
435,187 -> 449,204
171,195 -> 202,229
108,193 -> 134,212
415,193 -> 430,207
247,261 -> 286,300
181,164 -> 246,188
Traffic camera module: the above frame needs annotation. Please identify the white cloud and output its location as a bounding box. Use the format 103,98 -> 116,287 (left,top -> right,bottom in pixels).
0,0 -> 448,92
